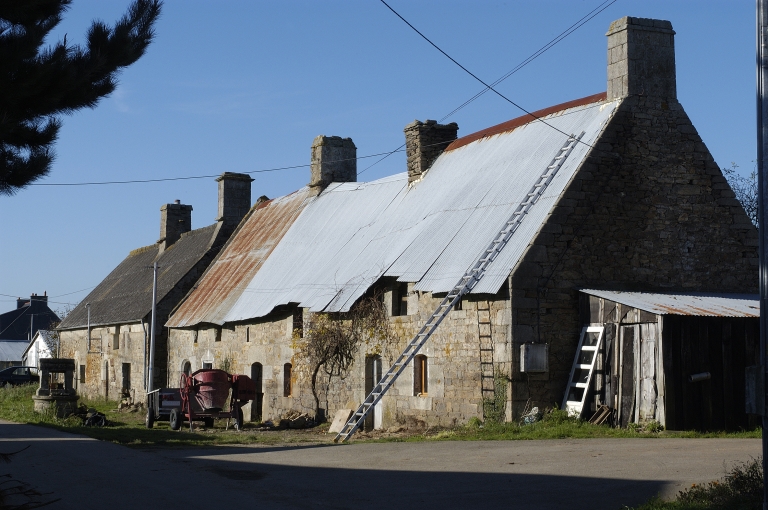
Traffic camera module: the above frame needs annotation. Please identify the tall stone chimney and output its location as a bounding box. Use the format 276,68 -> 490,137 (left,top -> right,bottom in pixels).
607,17 -> 676,101
216,172 -> 253,233
309,135 -> 356,193
404,120 -> 458,184
158,200 -> 192,251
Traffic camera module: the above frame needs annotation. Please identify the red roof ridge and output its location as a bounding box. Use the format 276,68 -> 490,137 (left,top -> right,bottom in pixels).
445,92 -> 607,152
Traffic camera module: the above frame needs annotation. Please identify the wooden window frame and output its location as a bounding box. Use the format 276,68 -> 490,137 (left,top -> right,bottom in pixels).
414,354 -> 428,396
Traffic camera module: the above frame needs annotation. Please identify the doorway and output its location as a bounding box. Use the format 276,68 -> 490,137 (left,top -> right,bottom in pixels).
251,362 -> 263,423
365,355 -> 382,430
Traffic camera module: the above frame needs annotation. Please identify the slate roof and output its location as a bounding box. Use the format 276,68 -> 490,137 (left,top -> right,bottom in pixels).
0,298 -> 60,341
167,93 -> 621,325
59,224 -> 219,329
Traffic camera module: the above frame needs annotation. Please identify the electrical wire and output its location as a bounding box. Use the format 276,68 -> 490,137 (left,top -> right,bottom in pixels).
359,0 -> 616,175
379,0 -> 597,150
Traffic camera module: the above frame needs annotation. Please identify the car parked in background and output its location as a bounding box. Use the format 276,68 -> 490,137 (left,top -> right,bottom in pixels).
0,366 -> 39,387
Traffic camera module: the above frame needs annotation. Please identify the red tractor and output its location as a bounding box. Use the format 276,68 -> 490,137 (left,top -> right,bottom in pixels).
147,369 -> 256,431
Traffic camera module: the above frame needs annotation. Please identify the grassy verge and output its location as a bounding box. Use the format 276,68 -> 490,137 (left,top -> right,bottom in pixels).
363,412 -> 761,443
0,384 -> 329,447
0,384 -> 760,447
628,459 -> 763,510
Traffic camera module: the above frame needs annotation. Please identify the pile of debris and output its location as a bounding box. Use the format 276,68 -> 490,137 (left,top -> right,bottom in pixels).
116,400 -> 144,413
73,405 -> 111,427
255,410 -> 316,430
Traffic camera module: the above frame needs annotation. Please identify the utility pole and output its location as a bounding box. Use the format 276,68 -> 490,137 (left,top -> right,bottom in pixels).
86,303 -> 91,352
757,1 -> 768,508
148,262 -> 159,392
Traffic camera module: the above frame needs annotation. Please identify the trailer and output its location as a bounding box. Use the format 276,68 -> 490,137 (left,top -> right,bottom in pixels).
145,369 -> 256,431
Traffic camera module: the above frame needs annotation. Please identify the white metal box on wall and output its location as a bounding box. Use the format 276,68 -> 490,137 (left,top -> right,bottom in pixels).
520,343 -> 548,373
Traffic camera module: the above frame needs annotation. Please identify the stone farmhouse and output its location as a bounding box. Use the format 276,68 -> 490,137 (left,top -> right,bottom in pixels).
161,17 -> 757,430
58,172 -> 254,400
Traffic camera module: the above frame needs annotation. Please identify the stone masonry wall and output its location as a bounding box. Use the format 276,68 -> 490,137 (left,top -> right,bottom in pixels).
60,323 -> 149,401
509,95 -> 759,419
168,288 -> 511,428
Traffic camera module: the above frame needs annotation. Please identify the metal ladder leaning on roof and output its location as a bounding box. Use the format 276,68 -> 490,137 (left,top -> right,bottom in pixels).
333,131 -> 586,443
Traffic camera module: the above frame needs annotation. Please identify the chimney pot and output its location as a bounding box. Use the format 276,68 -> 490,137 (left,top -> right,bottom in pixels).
174,199 -> 180,204
404,120 -> 458,184
216,172 -> 253,233
606,16 -> 676,100
309,135 -> 356,192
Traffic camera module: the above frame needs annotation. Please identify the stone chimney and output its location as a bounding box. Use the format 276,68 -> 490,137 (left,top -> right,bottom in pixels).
607,17 -> 676,101
309,135 -> 356,193
216,172 -> 253,233
158,199 -> 192,251
404,120 -> 458,185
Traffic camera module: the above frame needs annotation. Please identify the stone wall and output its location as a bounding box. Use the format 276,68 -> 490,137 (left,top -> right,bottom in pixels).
60,323 -> 149,401
168,287 -> 511,428
509,95 -> 759,418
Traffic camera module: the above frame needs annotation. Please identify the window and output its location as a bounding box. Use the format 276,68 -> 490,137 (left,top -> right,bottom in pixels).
113,326 -> 120,349
293,309 -> 303,338
182,361 -> 191,377
414,355 -> 428,396
203,362 -> 212,370
79,365 -> 85,384
246,326 -> 250,343
392,282 -> 409,316
193,329 -> 198,344
283,363 -> 293,397
214,327 -> 222,342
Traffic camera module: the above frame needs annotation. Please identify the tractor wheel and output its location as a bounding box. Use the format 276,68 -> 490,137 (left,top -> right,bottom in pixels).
203,417 -> 214,428
234,407 -> 244,431
145,407 -> 155,429
169,408 -> 181,431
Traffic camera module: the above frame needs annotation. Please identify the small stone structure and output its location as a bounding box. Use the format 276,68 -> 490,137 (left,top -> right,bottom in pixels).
33,358 -> 78,418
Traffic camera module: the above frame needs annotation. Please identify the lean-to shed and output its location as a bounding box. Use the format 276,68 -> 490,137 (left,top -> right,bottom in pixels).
579,289 -> 759,431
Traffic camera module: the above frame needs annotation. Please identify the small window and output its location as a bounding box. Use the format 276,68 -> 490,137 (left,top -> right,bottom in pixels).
392,282 -> 409,316
214,328 -> 222,342
79,365 -> 85,384
182,361 -> 191,377
193,329 -> 198,344
284,363 -> 293,397
293,309 -> 304,338
453,298 -> 462,311
203,362 -> 212,370
414,355 -> 428,396
246,327 -> 250,343
113,326 -> 120,349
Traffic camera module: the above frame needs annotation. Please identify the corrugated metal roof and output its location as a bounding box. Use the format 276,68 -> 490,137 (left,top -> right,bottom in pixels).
166,190 -> 311,327
60,224 -> 220,329
0,340 -> 28,362
580,289 -> 759,317
222,95 -> 620,322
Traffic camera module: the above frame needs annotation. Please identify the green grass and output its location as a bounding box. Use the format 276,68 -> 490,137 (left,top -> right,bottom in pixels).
628,459 -> 763,510
365,410 -> 761,443
0,385 -> 760,447
0,384 -> 329,447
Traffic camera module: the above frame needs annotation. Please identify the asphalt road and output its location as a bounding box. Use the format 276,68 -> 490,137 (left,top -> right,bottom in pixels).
0,420 -> 760,509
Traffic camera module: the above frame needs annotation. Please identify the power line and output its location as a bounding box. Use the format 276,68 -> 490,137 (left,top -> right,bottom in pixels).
379,0 -> 598,150
360,0 -> 616,176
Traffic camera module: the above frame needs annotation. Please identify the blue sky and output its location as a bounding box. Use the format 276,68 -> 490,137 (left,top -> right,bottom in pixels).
0,0 -> 755,315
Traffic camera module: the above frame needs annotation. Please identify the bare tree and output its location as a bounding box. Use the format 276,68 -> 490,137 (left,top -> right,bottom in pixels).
293,293 -> 397,420
723,163 -> 758,228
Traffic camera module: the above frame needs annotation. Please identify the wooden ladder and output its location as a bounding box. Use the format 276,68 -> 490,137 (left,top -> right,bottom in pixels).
477,300 -> 496,415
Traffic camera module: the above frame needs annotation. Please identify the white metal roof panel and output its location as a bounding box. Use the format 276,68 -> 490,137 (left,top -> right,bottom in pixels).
0,340 -> 28,362
224,97 -> 619,321
581,289 -> 759,317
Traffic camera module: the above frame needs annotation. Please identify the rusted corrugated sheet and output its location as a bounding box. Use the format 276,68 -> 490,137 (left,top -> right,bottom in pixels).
581,289 -> 759,317
166,189 -> 311,327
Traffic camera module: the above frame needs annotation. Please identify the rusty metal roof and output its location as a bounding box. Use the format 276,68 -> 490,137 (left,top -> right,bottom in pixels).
166,189 -> 311,327
580,289 -> 759,318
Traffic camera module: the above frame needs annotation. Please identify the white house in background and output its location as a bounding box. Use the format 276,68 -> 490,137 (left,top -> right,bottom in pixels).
22,330 -> 54,368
